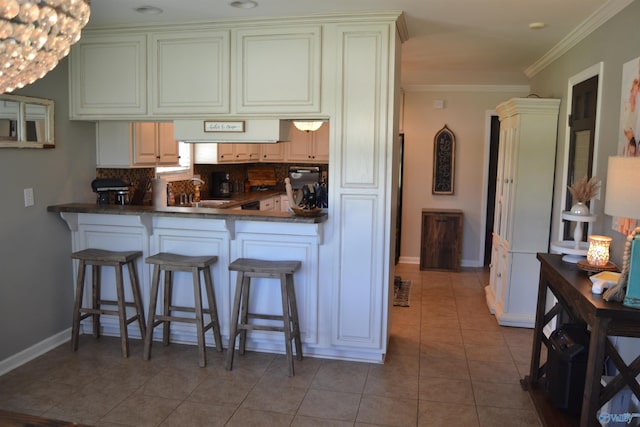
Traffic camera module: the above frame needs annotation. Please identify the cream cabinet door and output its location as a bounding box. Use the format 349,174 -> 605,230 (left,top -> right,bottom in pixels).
234,26 -> 321,114
285,126 -> 312,162
156,122 -> 180,165
311,122 -> 330,162
285,122 -> 329,163
133,122 -> 179,166
133,122 -> 158,165
69,33 -> 147,119
150,31 -> 230,115
260,142 -> 285,162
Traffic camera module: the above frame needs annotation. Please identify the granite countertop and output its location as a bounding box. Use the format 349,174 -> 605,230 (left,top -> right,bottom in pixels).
48,190 -> 327,224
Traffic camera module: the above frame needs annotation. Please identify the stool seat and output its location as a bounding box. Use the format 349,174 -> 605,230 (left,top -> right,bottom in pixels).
229,258 -> 301,275
71,249 -> 142,264
144,252 -> 222,367
71,248 -> 146,358
226,258 -> 303,376
146,253 -> 218,269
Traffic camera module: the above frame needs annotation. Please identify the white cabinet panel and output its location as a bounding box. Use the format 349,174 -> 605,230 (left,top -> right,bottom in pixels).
150,30 -> 230,114
235,26 -> 321,113
485,98 -> 560,328
69,33 -> 147,118
337,27 -> 388,187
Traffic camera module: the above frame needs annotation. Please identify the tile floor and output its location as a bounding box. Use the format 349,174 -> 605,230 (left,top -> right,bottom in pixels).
0,264 -> 542,426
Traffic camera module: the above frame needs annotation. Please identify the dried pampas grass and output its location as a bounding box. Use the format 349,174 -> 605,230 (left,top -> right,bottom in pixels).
568,175 -> 600,203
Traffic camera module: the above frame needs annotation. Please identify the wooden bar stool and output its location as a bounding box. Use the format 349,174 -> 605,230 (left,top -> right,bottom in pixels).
143,253 -> 223,367
226,258 -> 302,376
70,248 -> 146,358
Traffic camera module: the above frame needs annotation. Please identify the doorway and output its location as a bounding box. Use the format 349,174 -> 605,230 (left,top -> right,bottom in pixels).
484,115 -> 500,266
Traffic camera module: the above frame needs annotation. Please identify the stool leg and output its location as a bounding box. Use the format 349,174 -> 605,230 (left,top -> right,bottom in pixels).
192,267 -> 207,367
144,264 -> 161,361
286,273 -> 303,361
225,271 -> 244,371
163,270 -> 172,346
92,265 -> 101,339
203,266 -> 223,352
279,273 -> 294,376
239,275 -> 251,355
71,260 -> 87,352
127,259 -> 146,340
114,263 -> 129,358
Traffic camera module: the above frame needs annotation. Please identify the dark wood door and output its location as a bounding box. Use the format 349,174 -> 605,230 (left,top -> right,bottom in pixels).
564,76 -> 598,240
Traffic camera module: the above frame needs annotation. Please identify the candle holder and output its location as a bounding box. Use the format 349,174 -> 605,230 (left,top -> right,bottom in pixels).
587,235 -> 612,266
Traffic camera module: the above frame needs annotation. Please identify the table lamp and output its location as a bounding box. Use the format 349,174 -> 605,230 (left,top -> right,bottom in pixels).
603,156 -> 640,307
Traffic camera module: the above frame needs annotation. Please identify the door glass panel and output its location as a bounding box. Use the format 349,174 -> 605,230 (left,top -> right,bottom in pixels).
565,129 -> 592,240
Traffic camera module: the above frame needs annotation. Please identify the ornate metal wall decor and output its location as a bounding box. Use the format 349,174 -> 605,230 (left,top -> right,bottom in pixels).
432,125 -> 456,195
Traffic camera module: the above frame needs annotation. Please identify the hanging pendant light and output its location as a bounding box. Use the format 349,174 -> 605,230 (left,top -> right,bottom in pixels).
293,120 -> 324,132
0,0 -> 91,94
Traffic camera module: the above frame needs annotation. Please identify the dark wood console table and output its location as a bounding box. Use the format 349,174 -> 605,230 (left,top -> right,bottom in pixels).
521,253 -> 640,427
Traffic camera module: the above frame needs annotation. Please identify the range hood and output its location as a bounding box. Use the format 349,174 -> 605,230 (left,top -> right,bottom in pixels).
174,119 -> 290,143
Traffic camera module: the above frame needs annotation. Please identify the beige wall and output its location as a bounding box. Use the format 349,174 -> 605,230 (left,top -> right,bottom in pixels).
0,59 -> 96,363
400,87 -> 527,266
529,0 -> 640,265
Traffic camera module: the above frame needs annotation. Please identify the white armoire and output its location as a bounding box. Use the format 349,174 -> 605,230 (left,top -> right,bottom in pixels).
485,97 -> 560,327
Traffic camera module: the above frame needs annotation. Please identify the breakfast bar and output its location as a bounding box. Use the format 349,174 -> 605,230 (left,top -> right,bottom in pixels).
48,203 -> 327,359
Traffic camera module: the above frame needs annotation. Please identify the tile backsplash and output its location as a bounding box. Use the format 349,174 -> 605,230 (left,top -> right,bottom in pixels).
96,163 -> 327,205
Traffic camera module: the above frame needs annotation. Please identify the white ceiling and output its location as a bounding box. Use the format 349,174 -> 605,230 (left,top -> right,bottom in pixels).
85,0 -> 626,86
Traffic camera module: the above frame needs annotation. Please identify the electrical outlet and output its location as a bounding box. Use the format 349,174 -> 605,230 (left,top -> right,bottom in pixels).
24,188 -> 34,207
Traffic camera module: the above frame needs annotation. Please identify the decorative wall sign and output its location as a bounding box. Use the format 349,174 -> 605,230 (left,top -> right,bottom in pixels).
203,120 -> 245,132
432,125 -> 456,195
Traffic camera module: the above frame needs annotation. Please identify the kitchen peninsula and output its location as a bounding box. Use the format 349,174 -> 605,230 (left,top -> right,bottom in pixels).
36,10 -> 405,366
48,203 -> 327,359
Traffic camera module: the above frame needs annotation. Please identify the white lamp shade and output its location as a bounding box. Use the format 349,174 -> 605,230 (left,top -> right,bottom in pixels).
293,121 -> 324,132
605,156 -> 640,220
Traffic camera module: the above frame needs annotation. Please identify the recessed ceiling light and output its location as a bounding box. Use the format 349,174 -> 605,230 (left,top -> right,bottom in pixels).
135,6 -> 164,15
529,22 -> 546,30
230,0 -> 258,9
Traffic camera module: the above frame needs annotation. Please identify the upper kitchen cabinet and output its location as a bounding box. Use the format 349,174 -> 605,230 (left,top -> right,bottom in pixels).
70,29 -> 231,120
286,121 -> 329,163
96,121 -> 179,168
69,33 -> 147,119
194,142 -> 260,164
150,30 -> 230,115
234,26 -> 322,114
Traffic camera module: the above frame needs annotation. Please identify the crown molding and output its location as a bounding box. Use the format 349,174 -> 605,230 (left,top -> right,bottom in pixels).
525,0 -> 634,78
402,84 -> 530,93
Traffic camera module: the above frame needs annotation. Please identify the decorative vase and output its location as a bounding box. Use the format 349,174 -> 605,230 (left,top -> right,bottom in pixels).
570,201 -> 590,215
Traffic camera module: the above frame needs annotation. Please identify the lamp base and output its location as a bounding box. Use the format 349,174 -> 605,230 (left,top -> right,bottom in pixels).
623,295 -> 640,309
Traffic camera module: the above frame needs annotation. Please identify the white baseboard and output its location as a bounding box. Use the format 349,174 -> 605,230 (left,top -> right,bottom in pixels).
0,328 -> 71,376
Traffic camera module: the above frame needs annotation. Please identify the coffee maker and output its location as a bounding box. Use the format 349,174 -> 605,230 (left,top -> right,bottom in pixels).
211,172 -> 231,198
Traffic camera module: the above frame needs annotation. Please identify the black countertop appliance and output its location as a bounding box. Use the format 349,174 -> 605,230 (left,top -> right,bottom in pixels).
211,172 -> 232,198
91,178 -> 131,205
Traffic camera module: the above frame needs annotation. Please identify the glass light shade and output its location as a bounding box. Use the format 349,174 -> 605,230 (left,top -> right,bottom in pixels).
293,121 -> 323,132
587,235 -> 612,266
0,0 -> 90,94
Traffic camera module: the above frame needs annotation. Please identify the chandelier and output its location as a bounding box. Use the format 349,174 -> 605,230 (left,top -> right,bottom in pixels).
0,0 -> 90,93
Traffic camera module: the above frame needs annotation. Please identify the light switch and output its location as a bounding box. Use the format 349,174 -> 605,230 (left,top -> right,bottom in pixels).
24,188 -> 34,207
